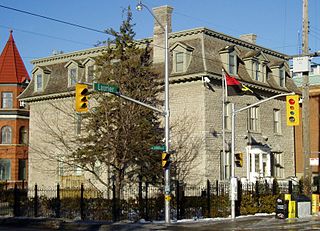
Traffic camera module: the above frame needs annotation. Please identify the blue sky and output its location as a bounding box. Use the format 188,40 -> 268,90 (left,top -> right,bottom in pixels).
0,0 -> 319,74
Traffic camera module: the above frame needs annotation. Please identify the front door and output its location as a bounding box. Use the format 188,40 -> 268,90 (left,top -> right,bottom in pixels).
247,146 -> 271,182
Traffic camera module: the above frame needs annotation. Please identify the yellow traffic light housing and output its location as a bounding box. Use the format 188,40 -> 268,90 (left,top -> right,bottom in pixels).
75,83 -> 89,112
286,95 -> 300,126
162,152 -> 170,169
235,152 -> 243,167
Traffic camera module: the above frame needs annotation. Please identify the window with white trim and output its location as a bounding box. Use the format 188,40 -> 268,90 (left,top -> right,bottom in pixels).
229,53 -> 236,75
247,106 -> 260,132
0,159 -> 10,180
69,68 -> 77,86
2,92 -> 13,109
273,109 -> 281,134
36,74 -> 43,91
1,126 -> 12,144
175,52 -> 184,73
272,153 -> 284,178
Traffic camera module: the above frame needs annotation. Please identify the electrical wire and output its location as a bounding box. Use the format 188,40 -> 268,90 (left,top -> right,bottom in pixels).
0,4 -> 107,34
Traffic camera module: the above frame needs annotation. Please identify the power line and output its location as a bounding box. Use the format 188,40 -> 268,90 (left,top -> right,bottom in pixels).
0,4 -> 107,34
0,25 -> 92,46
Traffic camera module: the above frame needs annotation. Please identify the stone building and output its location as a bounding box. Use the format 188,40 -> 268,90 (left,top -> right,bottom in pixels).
0,31 -> 30,188
19,6 -> 299,189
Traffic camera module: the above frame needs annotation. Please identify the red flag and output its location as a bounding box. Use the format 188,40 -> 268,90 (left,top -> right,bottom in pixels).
225,72 -> 263,100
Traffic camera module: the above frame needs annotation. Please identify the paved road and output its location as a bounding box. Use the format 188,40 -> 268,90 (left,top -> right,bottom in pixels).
1,215 -> 320,230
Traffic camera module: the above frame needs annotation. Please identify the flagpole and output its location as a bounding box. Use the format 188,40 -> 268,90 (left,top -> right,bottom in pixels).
231,102 -> 236,219
222,69 -> 226,180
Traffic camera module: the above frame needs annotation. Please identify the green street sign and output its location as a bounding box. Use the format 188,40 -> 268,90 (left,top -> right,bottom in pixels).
151,145 -> 166,151
94,83 -> 119,94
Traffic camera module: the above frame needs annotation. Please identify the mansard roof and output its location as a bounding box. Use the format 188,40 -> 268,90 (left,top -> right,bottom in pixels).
0,31 -> 30,84
19,27 -> 299,102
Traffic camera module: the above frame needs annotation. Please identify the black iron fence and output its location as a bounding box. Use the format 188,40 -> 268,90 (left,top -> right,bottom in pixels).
0,179 -> 306,222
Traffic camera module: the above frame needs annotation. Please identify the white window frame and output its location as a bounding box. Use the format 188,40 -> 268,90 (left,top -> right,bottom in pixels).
2,92 -> 13,109
279,68 -> 285,87
69,67 -> 77,86
0,159 -> 11,180
36,73 -> 43,91
247,106 -> 260,132
273,109 -> 281,134
1,126 -> 12,144
229,53 -> 237,75
175,52 -> 184,73
272,153 -> 284,178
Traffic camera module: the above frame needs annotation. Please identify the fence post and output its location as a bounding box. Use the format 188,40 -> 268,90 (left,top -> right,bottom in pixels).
34,184 -> 38,217
288,180 -> 292,194
207,180 -> 211,218
112,178 -> 117,222
80,184 -> 85,220
56,184 -> 61,218
138,175 -> 143,219
176,180 -> 180,220
13,183 -> 20,217
145,182 -> 149,221
215,180 -> 219,196
317,177 -> 320,194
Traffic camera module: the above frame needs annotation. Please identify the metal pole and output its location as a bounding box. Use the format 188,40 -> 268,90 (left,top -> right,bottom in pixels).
231,103 -> 236,219
164,23 -> 171,224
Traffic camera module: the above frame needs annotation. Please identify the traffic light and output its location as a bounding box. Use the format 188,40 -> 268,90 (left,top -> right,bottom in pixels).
286,95 -> 300,126
75,83 -> 89,112
162,152 -> 170,169
235,152 -> 243,167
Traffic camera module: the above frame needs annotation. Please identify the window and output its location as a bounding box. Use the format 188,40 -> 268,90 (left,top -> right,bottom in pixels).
36,74 -> 43,91
224,102 -> 231,130
1,126 -> 12,144
279,69 -> 285,87
272,153 -> 283,178
176,52 -> 184,72
2,92 -> 13,108
273,109 -> 281,134
19,127 -> 28,144
247,106 -> 260,132
18,159 -> 26,180
220,151 -> 231,180
69,68 -> 77,86
0,159 -> 11,180
254,61 -> 259,81
87,65 -> 94,82
229,53 -> 236,75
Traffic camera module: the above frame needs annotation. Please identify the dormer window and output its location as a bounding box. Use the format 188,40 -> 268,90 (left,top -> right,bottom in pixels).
244,51 -> 269,82
65,60 -> 81,87
176,52 -> 184,72
82,58 -> 95,83
219,45 -> 239,76
170,42 -> 194,73
36,74 -> 43,90
69,68 -> 77,86
229,53 -> 236,75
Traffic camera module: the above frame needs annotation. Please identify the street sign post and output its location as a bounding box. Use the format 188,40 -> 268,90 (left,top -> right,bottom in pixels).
93,83 -> 119,94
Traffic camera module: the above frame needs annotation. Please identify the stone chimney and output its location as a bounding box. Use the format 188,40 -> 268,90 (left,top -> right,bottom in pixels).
152,5 -> 173,64
239,33 -> 257,44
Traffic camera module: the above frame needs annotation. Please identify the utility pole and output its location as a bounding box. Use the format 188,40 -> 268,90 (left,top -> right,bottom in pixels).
302,0 -> 311,196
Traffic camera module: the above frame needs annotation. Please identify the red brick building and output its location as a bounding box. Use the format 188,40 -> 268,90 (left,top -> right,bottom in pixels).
0,31 -> 30,188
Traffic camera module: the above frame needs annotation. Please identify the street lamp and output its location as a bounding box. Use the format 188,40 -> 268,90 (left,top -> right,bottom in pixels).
136,1 -> 171,223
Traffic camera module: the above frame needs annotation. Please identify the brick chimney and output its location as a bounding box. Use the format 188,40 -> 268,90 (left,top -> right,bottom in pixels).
239,33 -> 257,44
152,5 -> 173,64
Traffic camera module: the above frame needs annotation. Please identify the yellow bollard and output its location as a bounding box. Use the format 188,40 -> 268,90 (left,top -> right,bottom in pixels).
285,194 -> 291,201
288,200 -> 296,218
312,194 -> 319,215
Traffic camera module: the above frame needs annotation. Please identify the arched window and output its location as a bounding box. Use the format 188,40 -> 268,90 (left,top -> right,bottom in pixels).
1,126 -> 12,144
19,126 -> 28,145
